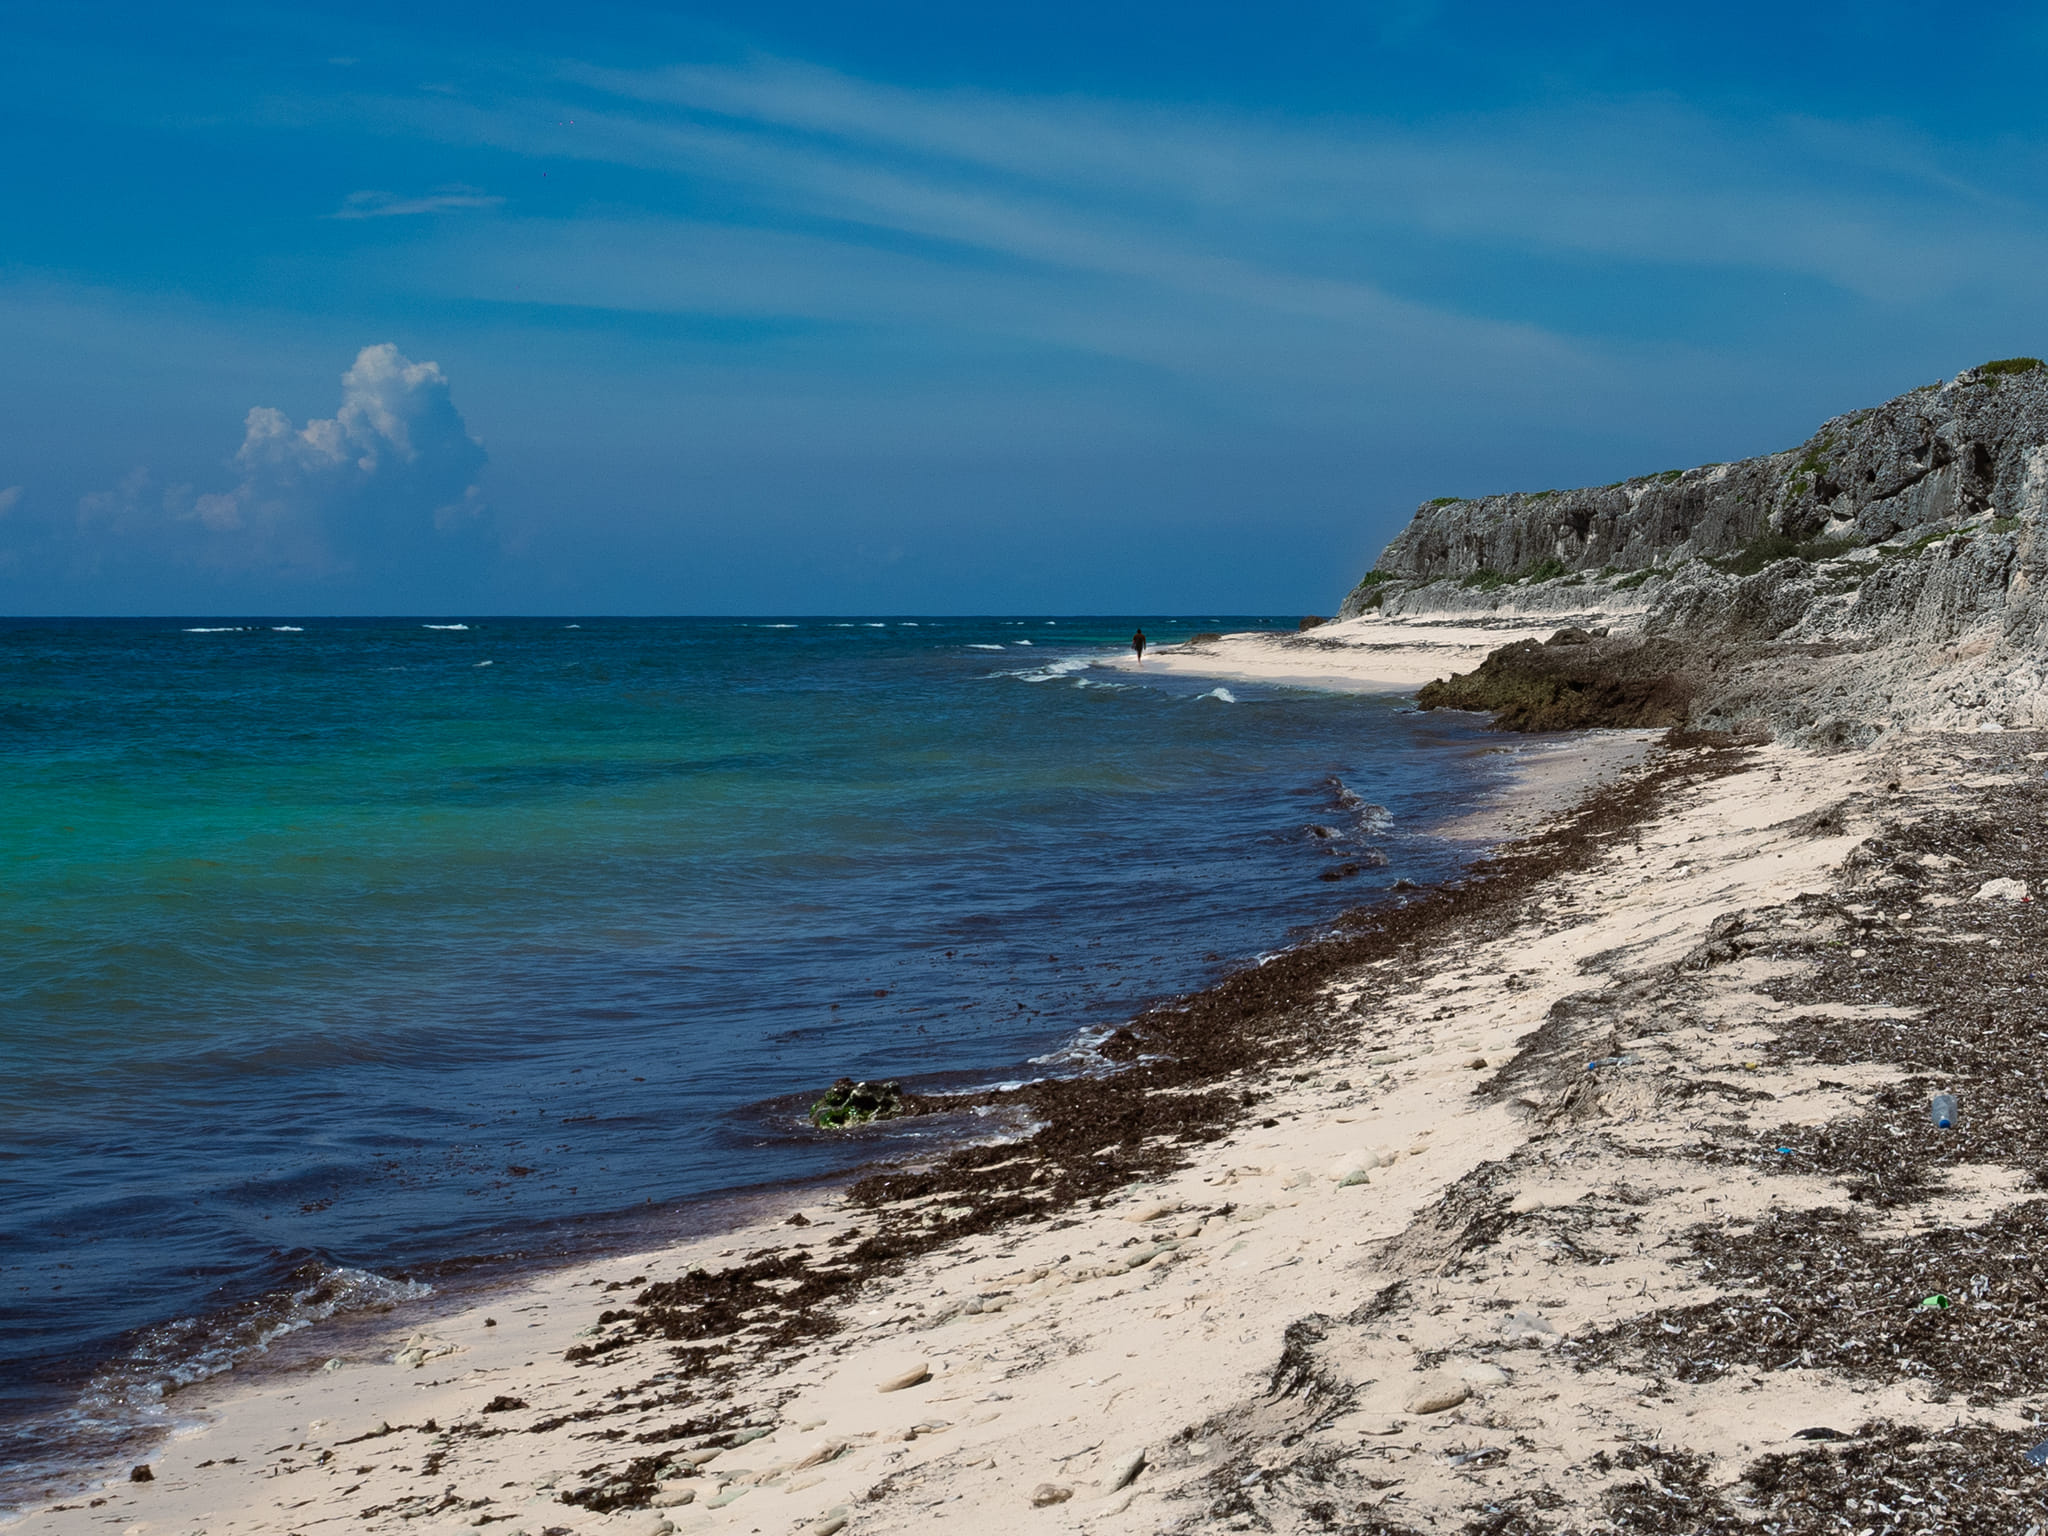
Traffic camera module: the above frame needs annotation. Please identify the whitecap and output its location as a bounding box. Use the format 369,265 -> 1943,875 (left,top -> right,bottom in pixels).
423,623 -> 468,630
966,643 -> 1005,650
564,623 -> 581,628
758,623 -> 798,628
183,627 -> 242,633
270,626 -> 303,632
1202,687 -> 1237,702
474,659 -> 493,667
1015,639 -> 1033,645
1029,1025 -> 1117,1073
865,623 -> 886,628
1012,657 -> 1092,683
898,621 -> 919,626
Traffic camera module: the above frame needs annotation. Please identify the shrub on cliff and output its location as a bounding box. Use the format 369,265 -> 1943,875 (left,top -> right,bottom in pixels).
1714,531 -> 1858,578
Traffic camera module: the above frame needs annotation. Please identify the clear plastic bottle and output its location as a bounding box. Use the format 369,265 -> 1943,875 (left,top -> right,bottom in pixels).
1930,1092 -> 1958,1129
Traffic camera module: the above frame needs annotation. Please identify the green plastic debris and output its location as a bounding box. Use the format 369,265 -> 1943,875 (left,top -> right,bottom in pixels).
1918,1294 -> 1951,1310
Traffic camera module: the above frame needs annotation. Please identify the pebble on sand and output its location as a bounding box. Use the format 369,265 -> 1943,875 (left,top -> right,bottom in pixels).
1500,1309 -> 1558,1346
1030,1483 -> 1074,1507
1403,1374 -> 1471,1414
877,1361 -> 932,1392
1108,1448 -> 1148,1489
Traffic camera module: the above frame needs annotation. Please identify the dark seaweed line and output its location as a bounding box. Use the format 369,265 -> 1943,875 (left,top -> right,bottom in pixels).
540,732 -> 1757,1515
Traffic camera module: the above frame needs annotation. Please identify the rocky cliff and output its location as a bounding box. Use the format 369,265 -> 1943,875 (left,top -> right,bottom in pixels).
1342,359 -> 2048,740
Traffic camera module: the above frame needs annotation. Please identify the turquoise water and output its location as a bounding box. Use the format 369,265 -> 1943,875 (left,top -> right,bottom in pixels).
0,616 -> 1501,1500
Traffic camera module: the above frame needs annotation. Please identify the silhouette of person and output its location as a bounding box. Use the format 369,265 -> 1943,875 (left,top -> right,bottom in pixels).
1132,628 -> 1147,663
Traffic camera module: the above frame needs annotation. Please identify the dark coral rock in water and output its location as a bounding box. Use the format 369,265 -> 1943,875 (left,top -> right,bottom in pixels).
1416,632 -> 1693,731
809,1078 -> 905,1129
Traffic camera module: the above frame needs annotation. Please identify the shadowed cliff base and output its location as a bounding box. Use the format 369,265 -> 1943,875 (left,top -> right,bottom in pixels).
1415,629 -> 1695,731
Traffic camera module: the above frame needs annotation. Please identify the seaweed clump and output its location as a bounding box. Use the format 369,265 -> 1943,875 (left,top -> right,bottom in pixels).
1416,630 -> 1693,731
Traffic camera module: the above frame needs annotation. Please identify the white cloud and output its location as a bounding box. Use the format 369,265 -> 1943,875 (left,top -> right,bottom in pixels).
74,345 -> 487,583
330,185 -> 503,220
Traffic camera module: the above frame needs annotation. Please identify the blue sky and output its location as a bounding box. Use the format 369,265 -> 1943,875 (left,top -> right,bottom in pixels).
5,0 -> 2048,614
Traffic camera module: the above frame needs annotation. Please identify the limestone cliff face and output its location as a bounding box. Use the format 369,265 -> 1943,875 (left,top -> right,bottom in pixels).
1342,361 -> 2048,738
1348,361 -> 2048,603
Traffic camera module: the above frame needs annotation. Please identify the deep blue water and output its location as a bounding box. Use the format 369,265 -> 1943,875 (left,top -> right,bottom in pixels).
0,615 -> 1505,1501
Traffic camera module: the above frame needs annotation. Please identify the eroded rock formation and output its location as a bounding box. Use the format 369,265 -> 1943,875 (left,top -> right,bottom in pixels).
1345,360 -> 2048,739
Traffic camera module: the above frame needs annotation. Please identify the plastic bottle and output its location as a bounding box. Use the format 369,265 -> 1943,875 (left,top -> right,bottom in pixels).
1930,1092 -> 1958,1129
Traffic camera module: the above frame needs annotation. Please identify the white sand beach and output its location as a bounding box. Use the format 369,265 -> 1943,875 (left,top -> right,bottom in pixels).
23,624 -> 2048,1535
22,722 -> 1969,1536
1114,615 -> 1579,695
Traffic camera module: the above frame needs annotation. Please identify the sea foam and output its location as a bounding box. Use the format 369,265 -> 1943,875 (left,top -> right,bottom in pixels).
1012,657 -> 1092,683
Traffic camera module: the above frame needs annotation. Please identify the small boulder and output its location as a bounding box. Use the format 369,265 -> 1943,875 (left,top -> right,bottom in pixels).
1403,1374 -> 1470,1415
877,1362 -> 931,1393
1108,1448 -> 1147,1490
1975,877 -> 2030,902
1030,1484 -> 1073,1507
392,1332 -> 459,1369
810,1078 -> 906,1128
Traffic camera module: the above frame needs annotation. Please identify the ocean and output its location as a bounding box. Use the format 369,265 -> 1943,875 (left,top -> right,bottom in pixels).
0,616 -> 1506,1504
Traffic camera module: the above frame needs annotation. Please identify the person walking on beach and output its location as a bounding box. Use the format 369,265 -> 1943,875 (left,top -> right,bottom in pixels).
1132,628 -> 1147,663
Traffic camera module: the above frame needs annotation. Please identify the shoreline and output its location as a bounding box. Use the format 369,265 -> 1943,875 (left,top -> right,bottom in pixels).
7,723 -> 1764,1534
23,616 -> 2048,1532
0,620 -> 1537,1519
2,631 -> 1641,1528
26,725 -> 2048,1533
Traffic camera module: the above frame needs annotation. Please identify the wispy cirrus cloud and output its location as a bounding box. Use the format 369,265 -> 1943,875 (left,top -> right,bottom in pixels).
330,184 -> 504,220
325,47 -> 2048,463
392,55 -> 2048,311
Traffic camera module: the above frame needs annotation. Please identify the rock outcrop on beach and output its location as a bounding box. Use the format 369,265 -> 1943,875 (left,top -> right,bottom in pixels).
1344,359 -> 2048,739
